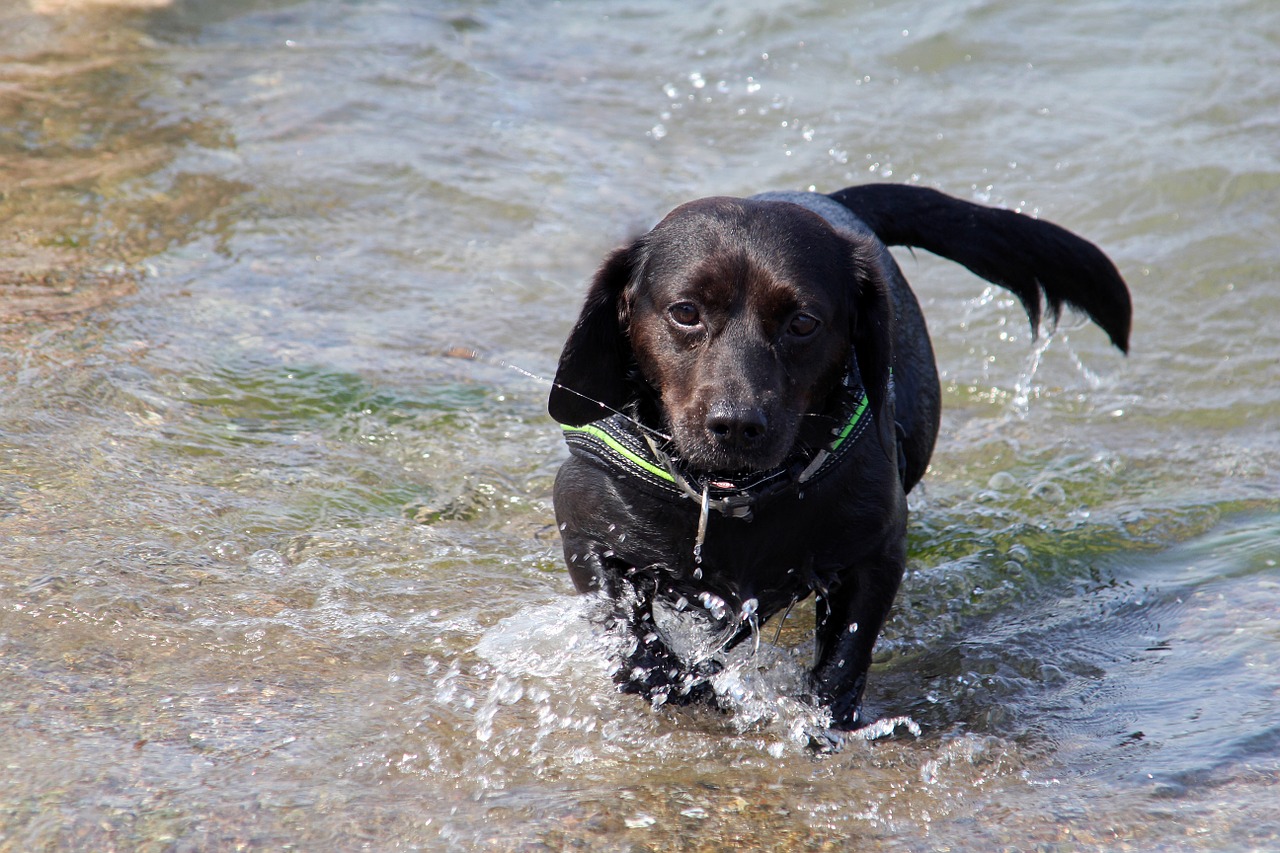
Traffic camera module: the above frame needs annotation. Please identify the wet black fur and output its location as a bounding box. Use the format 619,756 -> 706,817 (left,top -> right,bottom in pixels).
549,183 -> 1131,730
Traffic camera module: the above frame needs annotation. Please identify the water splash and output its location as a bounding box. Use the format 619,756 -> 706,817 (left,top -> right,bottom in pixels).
651,594 -> 736,666
474,597 -> 618,682
1011,322 -> 1054,416
470,595 -> 913,754
852,715 -> 922,741
469,598 -> 621,754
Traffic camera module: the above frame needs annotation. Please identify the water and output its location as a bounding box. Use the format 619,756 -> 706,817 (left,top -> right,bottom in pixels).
1,0 -> 1278,848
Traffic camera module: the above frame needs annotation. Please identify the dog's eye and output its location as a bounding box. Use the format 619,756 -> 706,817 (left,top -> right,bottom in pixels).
788,312 -> 820,338
668,302 -> 701,327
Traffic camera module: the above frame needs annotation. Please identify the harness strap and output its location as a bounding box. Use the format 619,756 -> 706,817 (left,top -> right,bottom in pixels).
560,388 -> 872,521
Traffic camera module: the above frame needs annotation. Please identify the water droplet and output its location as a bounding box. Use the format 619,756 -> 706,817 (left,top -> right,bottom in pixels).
1029,481 -> 1066,504
248,549 -> 287,575
987,471 -> 1016,491
697,592 -> 727,620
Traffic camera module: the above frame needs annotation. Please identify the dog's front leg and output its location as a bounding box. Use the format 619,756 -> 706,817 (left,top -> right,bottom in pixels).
809,548 -> 905,731
558,527 -> 614,594
559,524 -> 714,705
613,591 -> 720,706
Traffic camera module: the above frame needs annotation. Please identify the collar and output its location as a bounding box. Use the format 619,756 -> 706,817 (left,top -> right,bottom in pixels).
559,385 -> 871,523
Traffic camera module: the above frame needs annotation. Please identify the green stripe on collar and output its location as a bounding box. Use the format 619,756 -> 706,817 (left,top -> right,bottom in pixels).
830,392 -> 869,452
560,422 -> 676,483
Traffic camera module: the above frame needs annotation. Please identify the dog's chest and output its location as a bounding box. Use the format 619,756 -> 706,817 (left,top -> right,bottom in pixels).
603,477 -> 873,608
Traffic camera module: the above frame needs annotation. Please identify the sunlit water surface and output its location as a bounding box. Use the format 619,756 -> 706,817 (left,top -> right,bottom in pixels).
1,0 -> 1278,849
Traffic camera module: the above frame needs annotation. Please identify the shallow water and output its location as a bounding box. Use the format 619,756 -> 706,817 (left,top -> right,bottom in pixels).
1,0 -> 1278,849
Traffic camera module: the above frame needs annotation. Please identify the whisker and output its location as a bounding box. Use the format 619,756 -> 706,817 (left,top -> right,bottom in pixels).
441,347 -> 674,443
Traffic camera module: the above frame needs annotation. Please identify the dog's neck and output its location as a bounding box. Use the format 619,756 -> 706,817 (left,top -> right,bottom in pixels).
565,374 -> 872,522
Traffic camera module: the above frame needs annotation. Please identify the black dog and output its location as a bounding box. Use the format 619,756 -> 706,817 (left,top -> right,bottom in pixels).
548,184 -> 1130,733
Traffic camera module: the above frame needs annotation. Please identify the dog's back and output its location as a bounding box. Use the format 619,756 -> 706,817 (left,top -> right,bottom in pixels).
752,186 -> 1131,490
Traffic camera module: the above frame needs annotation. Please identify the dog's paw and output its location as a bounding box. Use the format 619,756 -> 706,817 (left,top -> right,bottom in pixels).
803,702 -> 883,752
804,725 -> 848,753
798,722 -> 849,747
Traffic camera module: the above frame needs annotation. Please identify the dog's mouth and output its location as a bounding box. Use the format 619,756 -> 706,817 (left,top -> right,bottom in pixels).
650,386 -> 842,479
668,423 -> 797,480
664,403 -> 850,481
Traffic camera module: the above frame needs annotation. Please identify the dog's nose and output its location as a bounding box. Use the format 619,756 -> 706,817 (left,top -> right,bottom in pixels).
705,403 -> 768,448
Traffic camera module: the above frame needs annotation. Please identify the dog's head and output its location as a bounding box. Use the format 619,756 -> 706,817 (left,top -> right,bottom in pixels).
550,197 -> 895,475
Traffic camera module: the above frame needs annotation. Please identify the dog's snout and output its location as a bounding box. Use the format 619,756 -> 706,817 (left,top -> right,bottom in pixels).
705,402 -> 768,448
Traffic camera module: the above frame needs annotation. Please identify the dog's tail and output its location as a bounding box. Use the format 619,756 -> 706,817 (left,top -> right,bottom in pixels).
827,183 -> 1131,352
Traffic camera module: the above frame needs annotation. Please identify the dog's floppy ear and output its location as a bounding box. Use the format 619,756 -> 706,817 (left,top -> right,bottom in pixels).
848,240 -> 896,442
548,244 -> 640,426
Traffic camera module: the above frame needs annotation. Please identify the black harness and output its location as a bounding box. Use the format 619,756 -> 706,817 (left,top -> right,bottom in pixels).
560,385 -> 873,523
